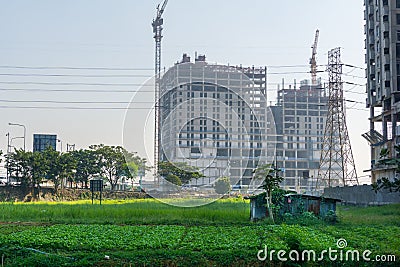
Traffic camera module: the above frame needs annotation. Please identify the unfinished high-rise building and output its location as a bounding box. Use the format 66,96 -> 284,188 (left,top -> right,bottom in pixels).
363,0 -> 400,182
159,54 -> 276,187
271,80 -> 328,192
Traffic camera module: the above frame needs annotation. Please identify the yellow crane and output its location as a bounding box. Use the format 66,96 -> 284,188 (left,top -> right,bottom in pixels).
310,29 -> 319,85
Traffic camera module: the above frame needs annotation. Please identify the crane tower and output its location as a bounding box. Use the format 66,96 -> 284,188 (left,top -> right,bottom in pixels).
310,30 -> 319,85
152,0 -> 168,182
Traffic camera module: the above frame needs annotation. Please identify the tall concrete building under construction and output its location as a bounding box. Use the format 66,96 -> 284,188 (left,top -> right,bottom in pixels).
363,0 -> 400,182
271,80 -> 328,192
159,54 -> 276,187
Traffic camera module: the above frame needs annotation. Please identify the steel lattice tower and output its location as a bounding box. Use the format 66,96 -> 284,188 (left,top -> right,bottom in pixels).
316,48 -> 358,190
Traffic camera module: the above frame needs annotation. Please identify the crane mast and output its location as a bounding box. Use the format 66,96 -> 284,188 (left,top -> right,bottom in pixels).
152,0 -> 168,182
310,29 -> 319,85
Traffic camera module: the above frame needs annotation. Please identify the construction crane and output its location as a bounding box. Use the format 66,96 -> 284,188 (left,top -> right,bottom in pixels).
152,0 -> 168,182
310,29 -> 319,85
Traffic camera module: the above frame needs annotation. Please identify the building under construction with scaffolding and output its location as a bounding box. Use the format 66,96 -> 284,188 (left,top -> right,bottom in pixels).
271,80 -> 329,192
159,54 -> 276,187
363,0 -> 400,183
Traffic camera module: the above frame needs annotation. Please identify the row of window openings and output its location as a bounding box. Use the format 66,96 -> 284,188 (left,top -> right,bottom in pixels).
180,92 -> 236,99
178,140 -> 262,148
284,143 -> 322,150
180,133 -> 261,140
179,114 -> 262,121
186,107 -> 248,113
285,123 -> 324,129
179,130 -> 261,140
175,112 -> 247,120
285,117 -> 324,123
283,111 -> 327,117
189,120 -> 248,126
185,126 -> 259,132
284,130 -> 323,135
282,137 -> 322,143
174,98 -> 249,107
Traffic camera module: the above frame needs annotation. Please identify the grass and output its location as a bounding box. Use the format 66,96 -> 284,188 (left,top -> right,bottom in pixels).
0,198 -> 250,226
337,204 -> 400,226
0,200 -> 399,266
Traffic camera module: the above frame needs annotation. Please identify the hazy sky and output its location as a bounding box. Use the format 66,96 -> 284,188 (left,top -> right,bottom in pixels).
0,0 -> 370,183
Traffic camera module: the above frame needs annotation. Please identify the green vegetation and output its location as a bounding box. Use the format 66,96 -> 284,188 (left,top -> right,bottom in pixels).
158,161 -> 204,185
165,173 -> 182,186
6,145 -> 147,194
0,200 -> 398,266
336,204 -> 400,226
0,198 -> 249,226
253,164 -> 284,223
371,145 -> 400,193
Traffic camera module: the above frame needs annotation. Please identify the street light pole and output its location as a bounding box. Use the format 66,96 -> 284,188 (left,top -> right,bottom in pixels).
9,123 -> 26,151
6,133 -> 10,184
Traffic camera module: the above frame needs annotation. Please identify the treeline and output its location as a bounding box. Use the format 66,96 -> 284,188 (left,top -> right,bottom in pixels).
4,144 -> 146,195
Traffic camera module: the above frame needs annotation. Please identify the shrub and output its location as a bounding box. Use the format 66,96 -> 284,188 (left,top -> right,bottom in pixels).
165,174 -> 182,186
323,210 -> 338,224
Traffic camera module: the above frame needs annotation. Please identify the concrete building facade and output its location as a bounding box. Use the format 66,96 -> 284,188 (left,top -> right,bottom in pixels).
159,54 -> 276,188
271,80 -> 328,192
364,0 -> 400,182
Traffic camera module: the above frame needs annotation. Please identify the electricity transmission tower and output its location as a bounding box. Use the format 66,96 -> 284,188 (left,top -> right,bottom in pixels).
152,0 -> 168,183
316,48 -> 358,191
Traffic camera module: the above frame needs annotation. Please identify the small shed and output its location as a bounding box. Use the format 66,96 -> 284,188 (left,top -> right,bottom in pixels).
247,193 -> 340,221
246,193 -> 268,221
281,194 -> 340,217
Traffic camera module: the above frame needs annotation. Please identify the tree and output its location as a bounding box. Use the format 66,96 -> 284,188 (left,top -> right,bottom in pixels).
58,152 -> 77,190
7,149 -> 48,196
42,147 -> 62,191
124,151 -> 147,188
158,161 -> 204,184
214,176 -> 231,194
253,164 -> 284,223
165,174 -> 182,186
70,149 -> 100,189
90,144 -> 137,191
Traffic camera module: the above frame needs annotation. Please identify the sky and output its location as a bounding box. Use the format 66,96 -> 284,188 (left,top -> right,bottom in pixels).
0,0 -> 370,183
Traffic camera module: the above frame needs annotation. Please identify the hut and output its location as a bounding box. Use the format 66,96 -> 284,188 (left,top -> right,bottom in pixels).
247,193 -> 340,221
280,194 -> 340,217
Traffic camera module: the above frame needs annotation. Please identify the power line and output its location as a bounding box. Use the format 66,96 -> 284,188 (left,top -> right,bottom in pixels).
0,81 -> 154,86
0,88 -> 145,93
268,71 -> 325,75
347,107 -> 368,111
0,99 -> 154,104
341,73 -> 366,79
0,73 -> 152,78
343,64 -> 365,70
267,64 -> 327,68
345,99 -> 364,104
0,63 -> 364,71
0,106 -> 155,110
0,65 -> 154,71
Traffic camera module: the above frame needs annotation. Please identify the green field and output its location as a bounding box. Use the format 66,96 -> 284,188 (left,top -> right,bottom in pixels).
0,200 -> 399,266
